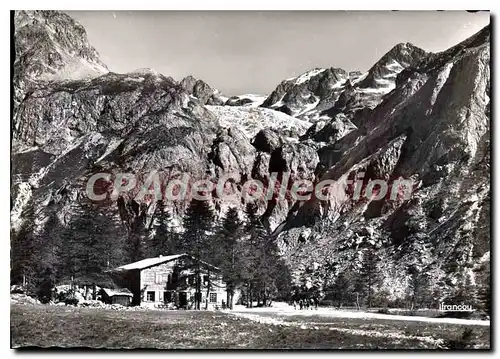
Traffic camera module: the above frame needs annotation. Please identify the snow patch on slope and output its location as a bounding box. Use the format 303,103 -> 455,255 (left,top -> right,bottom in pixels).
297,97 -> 320,116
429,62 -> 454,109
287,68 -> 326,85
352,72 -> 368,85
385,60 -> 405,72
95,138 -> 124,163
11,182 -> 32,230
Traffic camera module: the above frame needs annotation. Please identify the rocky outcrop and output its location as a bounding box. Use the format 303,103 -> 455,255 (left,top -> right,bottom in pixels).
208,127 -> 256,178
320,43 -> 429,129
225,94 -> 267,107
180,75 -> 226,105
261,67 -> 350,120
356,42 -> 427,90
11,69 -> 222,228
301,113 -> 357,144
252,129 -> 283,154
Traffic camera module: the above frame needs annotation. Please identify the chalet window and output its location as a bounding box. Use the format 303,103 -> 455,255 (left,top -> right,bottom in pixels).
209,293 -> 217,303
154,273 -> 163,284
203,275 -> 209,284
147,291 -> 155,302
164,291 -> 172,302
167,274 -> 172,284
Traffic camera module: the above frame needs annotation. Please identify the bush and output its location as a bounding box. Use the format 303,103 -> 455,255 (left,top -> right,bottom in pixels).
444,328 -> 475,349
386,297 -> 407,309
10,285 -> 25,294
318,300 -> 335,307
64,298 -> 79,306
371,290 -> 391,308
437,311 -> 474,319
377,308 -> 390,314
406,310 -> 417,316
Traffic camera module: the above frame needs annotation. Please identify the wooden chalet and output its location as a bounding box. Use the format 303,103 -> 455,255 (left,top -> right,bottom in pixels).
107,253 -> 228,309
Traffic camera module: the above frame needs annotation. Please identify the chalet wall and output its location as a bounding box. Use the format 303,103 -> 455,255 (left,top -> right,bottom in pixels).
140,260 -> 177,302
139,257 -> 228,308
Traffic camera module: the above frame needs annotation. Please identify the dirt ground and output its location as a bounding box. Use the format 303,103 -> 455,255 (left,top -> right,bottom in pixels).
10,303 -> 490,349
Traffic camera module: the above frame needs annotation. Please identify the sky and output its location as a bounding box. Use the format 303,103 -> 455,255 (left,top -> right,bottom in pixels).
66,11 -> 490,96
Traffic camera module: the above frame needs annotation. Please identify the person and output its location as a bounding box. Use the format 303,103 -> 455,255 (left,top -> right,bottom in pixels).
299,299 -> 303,310
222,300 -> 226,310
293,300 -> 297,310
310,298 -> 315,310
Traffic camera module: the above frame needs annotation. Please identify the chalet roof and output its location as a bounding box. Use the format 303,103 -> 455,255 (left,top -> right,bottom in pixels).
115,254 -> 186,271
101,288 -> 133,297
113,253 -> 220,272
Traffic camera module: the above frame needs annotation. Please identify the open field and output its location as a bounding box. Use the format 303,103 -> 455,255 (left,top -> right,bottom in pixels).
11,304 -> 490,349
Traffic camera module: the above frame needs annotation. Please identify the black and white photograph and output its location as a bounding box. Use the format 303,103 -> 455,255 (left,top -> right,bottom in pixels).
9,7 -> 491,350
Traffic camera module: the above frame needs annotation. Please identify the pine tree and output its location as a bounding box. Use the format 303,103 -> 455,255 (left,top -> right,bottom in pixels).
447,271 -> 476,308
330,273 -> 352,308
477,269 -> 491,316
117,198 -> 148,264
182,198 -> 215,309
126,202 -> 149,263
407,264 -> 432,309
215,207 -> 244,309
273,259 -> 293,301
149,200 -> 179,257
57,201 -> 125,288
254,237 -> 282,306
10,206 -> 37,291
356,247 -> 381,308
241,202 -> 264,307
32,210 -> 62,302
242,202 -> 285,307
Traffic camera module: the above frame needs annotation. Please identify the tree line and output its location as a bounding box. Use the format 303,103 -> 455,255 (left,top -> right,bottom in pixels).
10,197 -> 490,315
320,247 -> 490,316
10,197 -> 291,308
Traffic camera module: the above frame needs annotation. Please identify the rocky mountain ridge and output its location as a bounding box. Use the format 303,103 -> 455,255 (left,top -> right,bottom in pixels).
276,26 -> 490,298
13,10 -> 108,117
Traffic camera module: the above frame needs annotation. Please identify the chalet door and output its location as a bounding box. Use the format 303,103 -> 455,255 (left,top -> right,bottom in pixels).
179,292 -> 187,309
